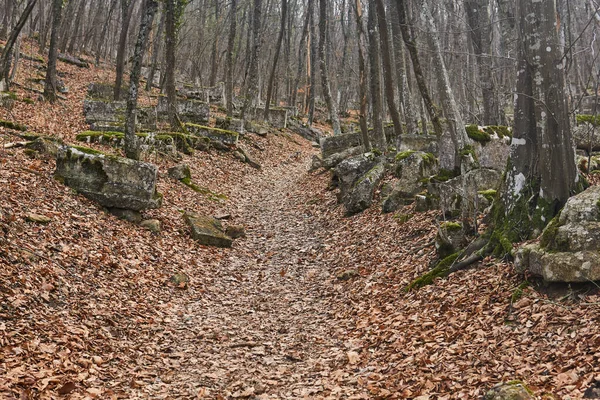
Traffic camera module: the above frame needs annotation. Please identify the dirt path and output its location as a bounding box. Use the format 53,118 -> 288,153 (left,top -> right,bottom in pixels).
145,157 -> 363,399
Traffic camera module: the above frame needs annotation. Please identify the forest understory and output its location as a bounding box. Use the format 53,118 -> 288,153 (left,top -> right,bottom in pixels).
1,42 -> 600,400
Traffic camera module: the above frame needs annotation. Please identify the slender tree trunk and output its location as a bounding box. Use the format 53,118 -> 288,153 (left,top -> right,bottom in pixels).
225,0 -> 238,117
95,0 -> 118,66
317,0 -> 341,135
367,2 -> 385,149
146,6 -> 164,91
67,0 -> 86,54
307,5 -> 317,125
114,0 -> 136,100
0,0 -> 37,91
209,0 -> 220,86
353,0 -> 370,150
290,0 -> 311,110
43,0 -> 62,101
165,0 -> 178,128
125,0 -> 158,160
374,0 -> 403,142
395,0 -> 443,136
264,0 -> 287,119
241,0 -> 262,120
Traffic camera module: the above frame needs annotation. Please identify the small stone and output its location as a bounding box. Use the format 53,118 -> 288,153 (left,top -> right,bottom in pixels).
484,381 -> 533,400
226,224 -> 246,239
107,208 -> 142,223
167,164 -> 191,181
184,211 -> 233,248
24,213 -> 52,224
233,151 -> 246,162
140,219 -> 161,233
170,272 -> 189,288
91,356 -> 103,366
337,269 -> 359,281
214,213 -> 231,220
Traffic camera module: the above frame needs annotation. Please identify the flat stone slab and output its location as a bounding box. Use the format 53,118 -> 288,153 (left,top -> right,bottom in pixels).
184,212 -> 232,248
321,133 -> 361,159
55,145 -> 162,211
83,99 -> 157,131
157,97 -> 210,124
185,123 -> 238,146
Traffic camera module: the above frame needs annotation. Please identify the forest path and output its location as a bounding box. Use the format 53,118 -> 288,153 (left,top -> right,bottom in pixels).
150,154 -> 363,399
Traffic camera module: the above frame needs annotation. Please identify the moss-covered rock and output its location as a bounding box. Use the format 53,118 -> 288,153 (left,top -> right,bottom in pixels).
184,211 -> 232,248
185,123 -> 238,146
0,119 -> 27,131
466,124 -> 491,143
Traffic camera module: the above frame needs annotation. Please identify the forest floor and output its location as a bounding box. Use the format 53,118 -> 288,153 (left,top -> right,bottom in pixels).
2,43 -> 600,399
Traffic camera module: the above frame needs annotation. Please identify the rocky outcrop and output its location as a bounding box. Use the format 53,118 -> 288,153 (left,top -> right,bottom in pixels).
87,82 -> 126,100
320,133 -> 361,159
157,97 -> 210,124
185,123 -> 238,146
397,134 -> 438,155
75,131 -> 178,156
251,107 -> 288,128
573,123 -> 600,152
83,100 -> 157,132
322,146 -> 364,169
167,164 -> 191,181
215,116 -> 245,135
55,145 -> 162,211
184,211 -> 233,248
334,153 -> 385,216
382,151 -> 438,212
515,185 -> 600,282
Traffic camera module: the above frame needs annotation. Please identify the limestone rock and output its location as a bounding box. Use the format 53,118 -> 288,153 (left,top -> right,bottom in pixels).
170,272 -> 189,288
250,106 -> 288,128
226,224 -> 246,239
244,120 -> 269,136
25,137 -> 61,157
320,133 -> 361,159
334,153 -> 385,216
215,116 -> 245,135
573,123 -> 600,151
107,208 -> 142,223
157,97 -> 210,124
310,154 -> 323,171
397,134 -> 438,155
185,123 -> 238,146
168,164 -> 191,181
382,151 -> 438,213
55,146 -> 162,211
83,100 -> 156,132
514,186 -> 600,282
473,133 -> 511,171
25,213 -> 52,224
184,211 -> 233,248
484,382 -> 533,400
140,219 -> 161,233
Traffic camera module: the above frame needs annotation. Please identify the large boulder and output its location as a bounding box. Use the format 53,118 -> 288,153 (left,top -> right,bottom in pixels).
515,185 -> 600,282
55,145 -> 162,211
251,107 -> 288,128
397,134 -> 438,155
473,133 -> 511,171
320,133 -> 361,159
185,123 -> 238,146
572,123 -> 600,152
157,96 -> 210,124
382,151 -> 438,213
184,212 -> 233,248
83,99 -> 156,131
322,145 -> 364,169
334,153 -> 385,215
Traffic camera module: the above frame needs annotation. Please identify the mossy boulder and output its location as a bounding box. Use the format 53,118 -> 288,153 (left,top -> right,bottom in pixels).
515,185 -> 600,282
55,145 -> 162,211
215,116 -> 245,135
320,133 -> 361,159
184,211 -> 233,248
185,123 -> 238,146
168,164 -> 191,181
157,97 -> 210,124
334,153 -> 385,216
484,381 -> 533,400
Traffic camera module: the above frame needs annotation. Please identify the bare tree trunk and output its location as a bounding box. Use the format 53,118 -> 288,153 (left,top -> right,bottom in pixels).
146,6 -> 164,91
367,2 -> 385,149
395,0 -> 443,136
114,0 -> 136,101
264,0 -> 287,119
67,0 -> 86,54
164,0 -> 178,128
209,0 -> 220,86
95,0 -> 118,66
125,0 -> 158,160
225,0 -> 238,117
465,0 -> 500,125
44,0 -> 62,101
241,0 -> 262,120
318,0 -> 341,135
0,0 -> 37,90
353,0 -> 370,150
419,0 -> 468,169
307,5 -> 317,125
374,0 -> 403,142
290,0 -> 311,110
495,0 -> 579,243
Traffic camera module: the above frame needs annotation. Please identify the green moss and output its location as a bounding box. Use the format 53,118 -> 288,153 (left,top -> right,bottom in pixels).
539,213 -> 568,251
576,114 -> 600,126
431,168 -> 459,182
1,91 -> 17,100
0,119 -> 27,131
441,221 -> 462,231
483,125 -> 512,139
21,98 -> 35,104
394,213 -> 413,224
465,124 -> 491,143
510,281 -> 530,304
478,189 -> 497,203
71,145 -> 105,155
421,152 -> 436,166
395,150 -> 416,162
405,252 -> 460,291
460,144 -> 478,161
180,177 -> 228,201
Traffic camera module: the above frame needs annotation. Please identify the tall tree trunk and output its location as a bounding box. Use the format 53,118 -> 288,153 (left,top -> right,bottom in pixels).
419,0 -> 468,170
374,0 -> 403,143
164,0 -> 178,128
307,5 -> 316,125
225,0 -> 238,117
241,0 -> 262,120
389,0 -> 416,135
395,0 -> 443,136
67,0 -> 86,54
318,0 -> 341,135
263,0 -> 287,119
0,0 -> 37,91
95,0 -> 119,65
465,0 -> 500,125
353,0 -> 370,151
209,0 -> 220,86
43,0 -> 62,102
367,2 -> 385,149
290,0 -> 311,110
125,0 -> 158,160
114,0 -> 136,101
146,6 -> 164,91
494,0 -> 579,243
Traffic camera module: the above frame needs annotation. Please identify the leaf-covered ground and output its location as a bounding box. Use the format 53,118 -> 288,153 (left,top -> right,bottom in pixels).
1,43 -> 600,399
